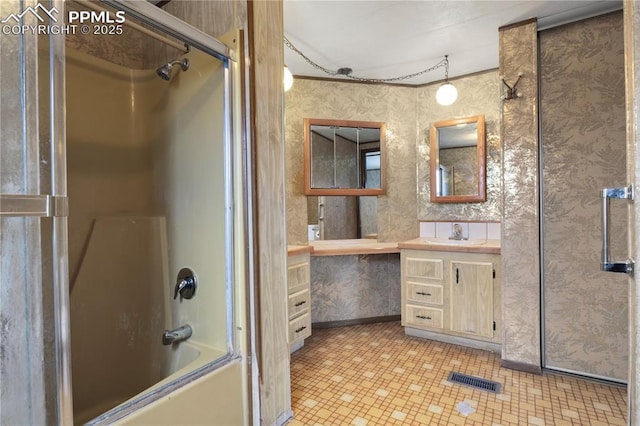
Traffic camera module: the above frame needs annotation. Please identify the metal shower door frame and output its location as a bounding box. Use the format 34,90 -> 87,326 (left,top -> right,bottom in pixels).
0,0 -> 71,423
1,0 -> 241,423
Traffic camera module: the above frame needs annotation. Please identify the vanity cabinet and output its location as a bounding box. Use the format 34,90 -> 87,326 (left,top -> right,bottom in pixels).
401,249 -> 501,347
287,252 -> 312,348
449,260 -> 494,337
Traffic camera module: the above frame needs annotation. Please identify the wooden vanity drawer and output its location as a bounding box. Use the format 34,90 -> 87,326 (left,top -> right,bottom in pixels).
407,282 -> 443,305
289,312 -> 312,343
405,257 -> 443,280
287,262 -> 310,293
405,305 -> 444,329
288,289 -> 310,320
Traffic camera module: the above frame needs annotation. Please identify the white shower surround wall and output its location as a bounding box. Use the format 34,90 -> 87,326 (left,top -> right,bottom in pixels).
66,45 -> 234,422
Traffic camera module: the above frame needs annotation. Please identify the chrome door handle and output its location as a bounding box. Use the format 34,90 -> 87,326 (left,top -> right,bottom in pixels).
601,185 -> 634,275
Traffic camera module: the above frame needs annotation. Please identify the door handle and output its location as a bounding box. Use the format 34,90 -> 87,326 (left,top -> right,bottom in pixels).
601,185 -> 634,275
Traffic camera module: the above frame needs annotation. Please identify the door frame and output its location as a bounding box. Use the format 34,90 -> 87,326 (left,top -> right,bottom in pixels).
624,1 -> 640,422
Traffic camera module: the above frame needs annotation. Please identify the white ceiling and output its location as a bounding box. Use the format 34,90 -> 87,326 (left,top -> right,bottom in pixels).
283,0 -> 622,86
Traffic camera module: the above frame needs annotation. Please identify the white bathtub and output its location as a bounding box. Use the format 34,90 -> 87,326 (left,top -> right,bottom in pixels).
115,357 -> 245,426
156,340 -> 228,393
84,340 -> 231,425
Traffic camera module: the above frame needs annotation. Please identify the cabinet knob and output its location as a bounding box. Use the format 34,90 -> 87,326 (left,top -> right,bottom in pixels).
295,326 -> 307,333
294,301 -> 306,307
416,315 -> 432,320
416,291 -> 432,296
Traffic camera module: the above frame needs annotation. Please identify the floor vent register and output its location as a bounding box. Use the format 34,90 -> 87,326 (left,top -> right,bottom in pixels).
447,371 -> 501,393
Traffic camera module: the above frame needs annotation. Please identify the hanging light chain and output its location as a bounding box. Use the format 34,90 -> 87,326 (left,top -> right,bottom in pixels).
284,35 -> 448,83
444,55 -> 450,80
284,36 -> 340,76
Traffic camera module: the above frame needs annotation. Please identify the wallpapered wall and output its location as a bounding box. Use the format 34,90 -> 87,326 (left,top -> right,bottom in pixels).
285,79 -> 417,245
417,71 -> 501,221
311,254 -> 401,323
439,147 -> 478,196
65,1 -> 246,70
285,71 -> 501,245
500,12 -> 626,376
500,20 -> 541,371
64,4 -> 145,69
540,12 -> 627,381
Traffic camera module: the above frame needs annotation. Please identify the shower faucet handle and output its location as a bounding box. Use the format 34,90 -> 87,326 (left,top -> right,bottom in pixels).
173,278 -> 194,299
174,268 -> 197,300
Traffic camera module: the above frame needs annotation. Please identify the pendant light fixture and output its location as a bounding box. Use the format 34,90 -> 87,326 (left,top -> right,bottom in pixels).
284,65 -> 294,91
435,55 -> 458,106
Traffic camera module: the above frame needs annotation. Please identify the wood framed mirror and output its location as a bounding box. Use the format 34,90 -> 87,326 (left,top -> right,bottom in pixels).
429,115 -> 486,203
304,118 -> 386,196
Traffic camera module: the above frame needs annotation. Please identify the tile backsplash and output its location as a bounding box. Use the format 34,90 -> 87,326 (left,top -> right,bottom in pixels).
419,221 -> 501,240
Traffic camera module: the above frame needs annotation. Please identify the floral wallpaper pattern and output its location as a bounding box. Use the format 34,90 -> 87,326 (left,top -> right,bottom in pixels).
438,146 -> 478,196
540,11 -> 627,381
64,3 -> 145,69
416,70 -> 502,221
500,20 -> 541,369
285,74 -> 502,245
285,79 -> 418,245
65,1 -> 246,72
286,72 -> 502,331
310,254 -> 401,323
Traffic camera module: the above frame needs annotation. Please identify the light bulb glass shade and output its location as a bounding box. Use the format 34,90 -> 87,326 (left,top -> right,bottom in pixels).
284,66 -> 294,91
436,82 -> 458,106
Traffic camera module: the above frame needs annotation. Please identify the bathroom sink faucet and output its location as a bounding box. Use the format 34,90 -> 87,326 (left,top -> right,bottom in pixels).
162,324 -> 192,345
450,224 -> 466,240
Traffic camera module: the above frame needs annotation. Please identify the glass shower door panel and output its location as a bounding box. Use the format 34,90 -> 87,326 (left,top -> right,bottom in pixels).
0,0 -> 70,423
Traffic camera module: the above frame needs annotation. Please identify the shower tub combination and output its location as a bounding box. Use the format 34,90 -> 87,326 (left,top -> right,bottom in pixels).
61,3 -> 247,424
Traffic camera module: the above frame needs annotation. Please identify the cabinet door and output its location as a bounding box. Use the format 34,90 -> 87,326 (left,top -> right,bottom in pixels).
450,261 -> 494,337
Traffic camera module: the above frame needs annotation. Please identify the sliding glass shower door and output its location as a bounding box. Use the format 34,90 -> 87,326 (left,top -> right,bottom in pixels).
0,0 -> 72,424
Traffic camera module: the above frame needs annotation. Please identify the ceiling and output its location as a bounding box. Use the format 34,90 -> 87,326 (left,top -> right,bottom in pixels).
283,0 -> 622,86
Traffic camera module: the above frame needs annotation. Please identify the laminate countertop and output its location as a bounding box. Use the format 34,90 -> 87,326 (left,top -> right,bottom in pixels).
309,239 -> 400,256
397,238 -> 501,254
287,245 -> 313,256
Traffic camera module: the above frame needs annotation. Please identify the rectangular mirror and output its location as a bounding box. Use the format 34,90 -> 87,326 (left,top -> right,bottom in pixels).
430,115 -> 486,203
307,195 -> 378,240
304,118 -> 386,196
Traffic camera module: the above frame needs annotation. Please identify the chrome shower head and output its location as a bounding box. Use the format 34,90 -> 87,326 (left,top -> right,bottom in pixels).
156,58 -> 190,81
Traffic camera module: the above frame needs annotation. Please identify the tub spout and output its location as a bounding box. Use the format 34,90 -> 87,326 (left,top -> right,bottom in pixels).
162,324 -> 192,345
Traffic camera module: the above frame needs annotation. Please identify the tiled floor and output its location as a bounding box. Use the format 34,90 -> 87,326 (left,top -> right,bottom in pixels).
289,322 -> 627,425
